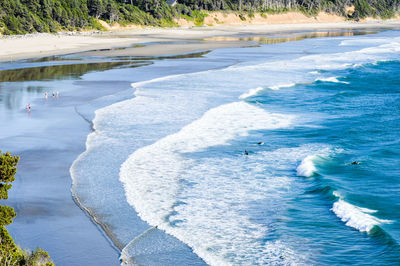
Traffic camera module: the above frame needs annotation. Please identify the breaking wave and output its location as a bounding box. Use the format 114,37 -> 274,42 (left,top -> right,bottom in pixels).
315,77 -> 349,84
331,198 -> 392,233
239,87 -> 264,99
296,155 -> 318,177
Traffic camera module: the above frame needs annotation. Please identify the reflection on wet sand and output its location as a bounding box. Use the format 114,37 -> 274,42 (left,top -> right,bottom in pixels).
204,30 -> 379,44
0,49 -> 216,112
0,61 -> 150,82
0,86 -> 44,111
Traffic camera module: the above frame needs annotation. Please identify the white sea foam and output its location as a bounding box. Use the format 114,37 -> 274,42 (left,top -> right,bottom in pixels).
296,147 -> 335,177
120,102 -> 294,223
352,59 -> 390,69
296,155 -> 317,177
332,191 -> 342,198
239,87 -> 264,99
121,143 -> 327,265
331,198 -> 391,232
352,63 -> 364,68
131,72 -> 191,89
228,37 -> 400,74
269,83 -> 296,90
339,38 -> 390,46
119,102 -> 328,265
315,77 -> 349,84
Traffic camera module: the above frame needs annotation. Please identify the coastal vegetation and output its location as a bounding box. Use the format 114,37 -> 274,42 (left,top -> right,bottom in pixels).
0,0 -> 399,34
0,150 -> 54,266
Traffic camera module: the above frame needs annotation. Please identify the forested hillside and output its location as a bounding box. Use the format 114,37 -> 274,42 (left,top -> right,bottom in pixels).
0,0 -> 399,34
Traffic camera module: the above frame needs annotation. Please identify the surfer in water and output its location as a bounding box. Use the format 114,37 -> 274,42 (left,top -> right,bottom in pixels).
244,150 -> 249,155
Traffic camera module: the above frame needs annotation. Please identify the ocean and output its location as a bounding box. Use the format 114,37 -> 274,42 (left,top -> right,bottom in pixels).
42,29 -> 400,264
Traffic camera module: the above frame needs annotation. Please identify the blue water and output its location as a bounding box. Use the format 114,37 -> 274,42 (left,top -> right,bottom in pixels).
245,60 -> 400,265
70,30 -> 400,265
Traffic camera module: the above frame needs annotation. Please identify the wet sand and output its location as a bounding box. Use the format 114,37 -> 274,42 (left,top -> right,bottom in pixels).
0,68 -> 147,264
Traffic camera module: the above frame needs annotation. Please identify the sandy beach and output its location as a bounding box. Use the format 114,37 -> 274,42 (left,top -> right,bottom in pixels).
1,18 -> 400,265
1,20 -> 400,62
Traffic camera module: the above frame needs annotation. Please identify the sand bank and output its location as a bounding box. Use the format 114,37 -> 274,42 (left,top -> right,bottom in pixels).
1,19 -> 400,62
0,33 -> 138,62
182,11 -> 346,27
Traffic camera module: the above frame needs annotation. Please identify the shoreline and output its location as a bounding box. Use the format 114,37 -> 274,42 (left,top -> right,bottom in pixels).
2,78 -> 130,265
1,20 -> 400,63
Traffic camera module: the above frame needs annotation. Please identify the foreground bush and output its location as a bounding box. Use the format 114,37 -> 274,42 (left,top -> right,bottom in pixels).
0,150 -> 54,265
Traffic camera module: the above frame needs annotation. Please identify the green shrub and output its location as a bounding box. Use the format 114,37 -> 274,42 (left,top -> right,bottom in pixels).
191,10 -> 208,26
248,10 -> 255,18
0,226 -> 21,265
354,0 -> 373,18
25,248 -> 54,266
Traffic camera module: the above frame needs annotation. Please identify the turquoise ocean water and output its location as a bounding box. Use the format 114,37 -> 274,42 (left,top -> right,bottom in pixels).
68,29 -> 400,265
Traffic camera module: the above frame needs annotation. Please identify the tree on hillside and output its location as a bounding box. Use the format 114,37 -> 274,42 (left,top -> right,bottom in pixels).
1,0 -> 400,34
88,0 -> 106,18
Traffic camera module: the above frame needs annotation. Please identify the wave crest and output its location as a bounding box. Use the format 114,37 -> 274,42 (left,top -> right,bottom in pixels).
315,77 -> 349,84
239,87 -> 264,99
296,155 -> 317,177
269,83 -> 296,90
331,198 -> 391,232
